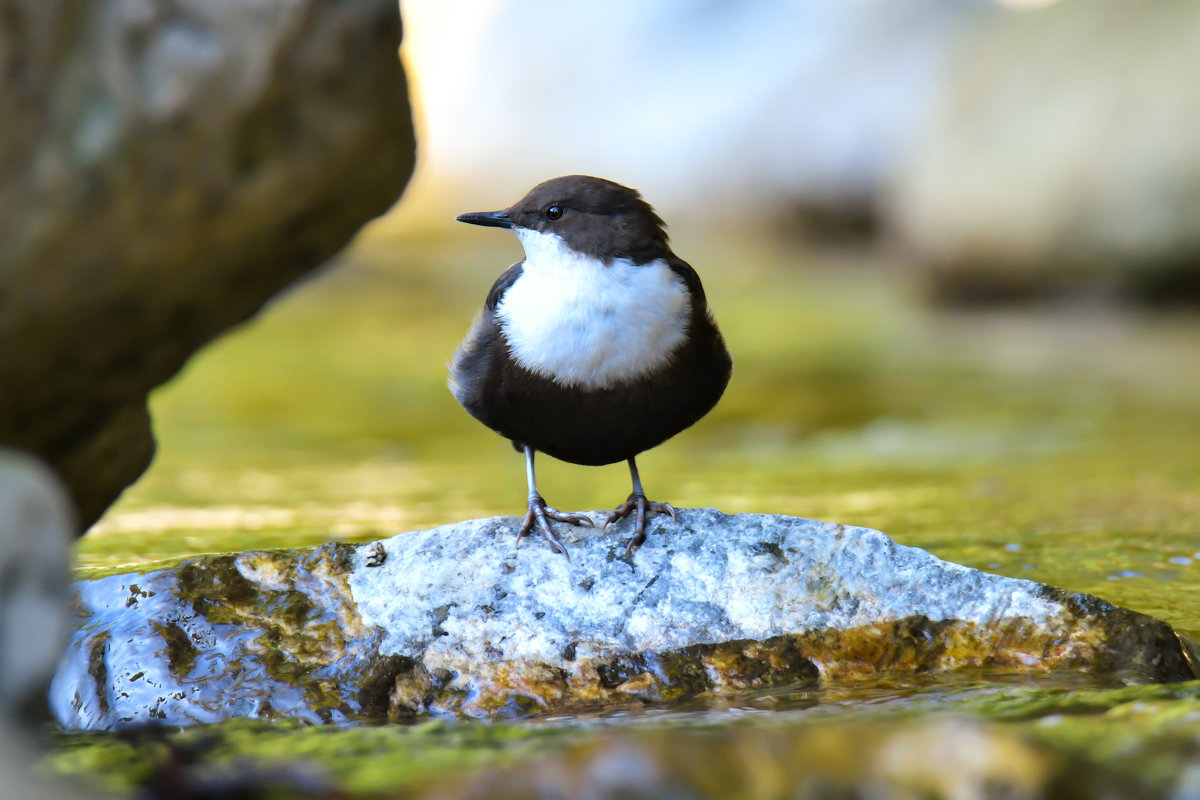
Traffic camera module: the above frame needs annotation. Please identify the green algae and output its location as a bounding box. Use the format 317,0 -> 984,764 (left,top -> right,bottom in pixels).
48,718 -> 583,796
44,680 -> 1200,798
963,679 -> 1200,722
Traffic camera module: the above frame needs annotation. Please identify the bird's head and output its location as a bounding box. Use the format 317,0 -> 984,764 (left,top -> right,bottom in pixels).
456,175 -> 670,265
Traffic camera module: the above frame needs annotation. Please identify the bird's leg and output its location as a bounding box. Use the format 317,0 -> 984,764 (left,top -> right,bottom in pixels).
604,457 -> 677,557
517,446 -> 592,559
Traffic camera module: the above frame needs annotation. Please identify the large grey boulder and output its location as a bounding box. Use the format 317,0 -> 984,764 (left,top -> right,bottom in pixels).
886,0 -> 1200,303
51,509 -> 1195,731
0,0 -> 415,529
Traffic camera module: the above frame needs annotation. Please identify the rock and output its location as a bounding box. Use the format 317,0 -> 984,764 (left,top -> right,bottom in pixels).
0,0 -> 416,530
886,0 -> 1200,304
50,509 -> 1195,731
404,0 -> 988,231
0,724 -> 100,800
0,450 -> 75,725
0,450 -> 98,800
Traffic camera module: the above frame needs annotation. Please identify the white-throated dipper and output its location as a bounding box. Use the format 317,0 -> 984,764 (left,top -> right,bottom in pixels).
450,175 -> 732,559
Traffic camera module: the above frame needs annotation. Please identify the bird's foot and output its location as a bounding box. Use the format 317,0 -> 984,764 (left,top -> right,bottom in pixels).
604,494 -> 676,557
518,494 -> 593,560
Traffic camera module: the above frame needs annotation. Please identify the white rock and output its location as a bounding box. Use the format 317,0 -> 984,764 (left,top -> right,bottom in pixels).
51,509 -> 1194,731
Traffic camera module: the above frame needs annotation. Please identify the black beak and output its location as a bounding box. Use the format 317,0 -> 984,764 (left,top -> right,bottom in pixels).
455,210 -> 513,229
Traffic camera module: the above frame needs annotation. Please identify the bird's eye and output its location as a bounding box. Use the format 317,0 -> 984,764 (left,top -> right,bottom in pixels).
545,204 -> 563,221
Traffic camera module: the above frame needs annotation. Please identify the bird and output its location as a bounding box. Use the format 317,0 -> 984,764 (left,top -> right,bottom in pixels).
449,175 -> 731,559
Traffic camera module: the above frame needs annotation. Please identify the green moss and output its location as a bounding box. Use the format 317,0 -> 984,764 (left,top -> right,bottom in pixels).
47,717 -> 583,796
44,686 -> 1200,799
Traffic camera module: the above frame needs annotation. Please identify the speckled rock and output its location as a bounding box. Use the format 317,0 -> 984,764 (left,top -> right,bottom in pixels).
50,509 -> 1196,730
0,0 -> 415,530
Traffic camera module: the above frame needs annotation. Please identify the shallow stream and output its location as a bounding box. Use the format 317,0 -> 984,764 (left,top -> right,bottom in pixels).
51,232 -> 1200,796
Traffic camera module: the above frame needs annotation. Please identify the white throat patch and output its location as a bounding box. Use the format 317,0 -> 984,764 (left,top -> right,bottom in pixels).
495,229 -> 690,389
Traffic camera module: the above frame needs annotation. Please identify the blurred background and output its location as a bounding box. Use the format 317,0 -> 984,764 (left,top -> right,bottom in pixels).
8,1 -> 1193,797
79,0 -> 1200,641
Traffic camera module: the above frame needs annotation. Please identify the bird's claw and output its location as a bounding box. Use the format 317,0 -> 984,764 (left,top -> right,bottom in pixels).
604,493 -> 676,557
517,495 -> 590,560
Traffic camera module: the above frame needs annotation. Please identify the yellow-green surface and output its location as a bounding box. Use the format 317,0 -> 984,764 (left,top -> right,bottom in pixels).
79,230 -> 1200,637
58,227 -> 1200,796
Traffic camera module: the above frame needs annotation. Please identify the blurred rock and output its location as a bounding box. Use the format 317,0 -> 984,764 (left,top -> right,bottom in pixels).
51,509 -> 1194,731
404,0 -> 988,231
0,724 -> 101,800
0,0 -> 416,530
0,450 -> 98,799
887,0 -> 1200,305
0,449 -> 74,725
406,718 -> 1143,800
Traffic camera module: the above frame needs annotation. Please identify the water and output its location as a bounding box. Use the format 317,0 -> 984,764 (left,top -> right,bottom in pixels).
56,231 -> 1200,796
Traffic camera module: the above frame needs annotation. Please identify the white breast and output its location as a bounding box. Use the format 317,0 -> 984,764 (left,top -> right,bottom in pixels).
495,230 -> 690,390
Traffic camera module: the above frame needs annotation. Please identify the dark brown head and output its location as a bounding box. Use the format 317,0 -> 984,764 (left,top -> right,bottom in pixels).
456,175 -> 671,264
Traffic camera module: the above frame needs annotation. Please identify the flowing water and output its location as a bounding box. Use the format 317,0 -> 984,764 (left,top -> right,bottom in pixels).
51,230 -> 1200,796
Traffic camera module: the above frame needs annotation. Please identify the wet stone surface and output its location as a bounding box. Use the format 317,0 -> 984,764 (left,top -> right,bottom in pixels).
52,545 -> 400,729
51,509 -> 1196,730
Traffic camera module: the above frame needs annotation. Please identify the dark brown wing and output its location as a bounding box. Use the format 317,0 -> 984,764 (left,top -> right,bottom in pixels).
485,261 -> 524,311
449,262 -> 524,417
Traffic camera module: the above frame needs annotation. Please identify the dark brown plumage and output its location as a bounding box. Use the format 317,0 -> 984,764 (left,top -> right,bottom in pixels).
450,176 -> 731,558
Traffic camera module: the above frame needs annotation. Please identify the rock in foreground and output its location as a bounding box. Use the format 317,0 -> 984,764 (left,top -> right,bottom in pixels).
51,509 -> 1196,730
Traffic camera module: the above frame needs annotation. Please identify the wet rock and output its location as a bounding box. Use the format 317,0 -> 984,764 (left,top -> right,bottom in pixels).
52,545 -> 393,729
0,0 -> 416,530
887,0 -> 1200,305
51,509 -> 1195,731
